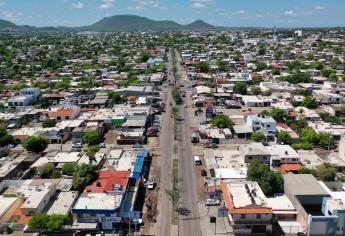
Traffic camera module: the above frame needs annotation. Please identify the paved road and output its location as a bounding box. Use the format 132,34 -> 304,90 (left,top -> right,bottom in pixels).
157,50 -> 175,236
175,52 -> 202,236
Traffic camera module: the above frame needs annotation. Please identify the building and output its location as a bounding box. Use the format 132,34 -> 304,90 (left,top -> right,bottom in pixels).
221,180 -> 273,234
49,105 -> 80,121
283,174 -> 338,236
72,170 -> 130,230
239,142 -> 271,164
247,114 -> 277,140
8,88 -> 41,107
266,145 -> 300,169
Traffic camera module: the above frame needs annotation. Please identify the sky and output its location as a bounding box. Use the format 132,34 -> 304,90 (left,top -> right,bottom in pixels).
0,0 -> 344,28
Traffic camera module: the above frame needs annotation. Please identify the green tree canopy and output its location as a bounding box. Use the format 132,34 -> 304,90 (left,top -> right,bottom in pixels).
62,162 -> 78,176
72,164 -> 99,191
82,131 -> 101,146
252,131 -> 265,142
0,128 -> 14,147
24,136 -> 48,153
247,160 -> 283,196
302,96 -> 318,109
234,82 -> 248,95
278,131 -> 292,144
42,119 -> 56,128
28,213 -> 49,230
210,115 -> 234,129
316,163 -> 336,181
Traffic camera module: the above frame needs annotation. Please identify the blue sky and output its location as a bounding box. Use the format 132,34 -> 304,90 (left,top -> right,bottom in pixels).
0,0 -> 344,27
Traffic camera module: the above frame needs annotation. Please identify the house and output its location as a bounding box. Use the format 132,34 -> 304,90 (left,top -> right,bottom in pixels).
49,105 -> 80,121
0,197 -> 22,223
266,145 -> 300,169
239,142 -> 271,164
221,180 -> 273,235
8,88 -> 41,107
72,170 -> 130,230
283,174 -> 335,236
246,114 -> 277,140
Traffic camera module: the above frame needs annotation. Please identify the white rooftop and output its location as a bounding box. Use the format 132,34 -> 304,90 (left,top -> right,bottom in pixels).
73,193 -> 121,210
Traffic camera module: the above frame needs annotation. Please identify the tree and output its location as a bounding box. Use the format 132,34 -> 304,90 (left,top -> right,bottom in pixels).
62,162 -> 78,176
38,163 -> 54,178
108,91 -> 122,105
216,60 -> 227,71
251,74 -> 263,85
316,163 -> 336,181
72,164 -> 99,191
140,51 -> 152,63
196,61 -> 210,73
82,131 -> 101,146
298,168 -> 317,177
42,119 -> 56,128
28,213 -> 49,230
269,108 -> 288,123
247,160 -> 283,196
278,131 -> 292,144
24,136 -> 48,153
210,115 -> 234,129
46,214 -> 68,231
0,128 -> 14,147
252,131 -> 265,142
318,132 -> 334,149
251,87 -> 261,95
302,96 -> 318,109
300,128 -> 319,145
234,82 -> 247,95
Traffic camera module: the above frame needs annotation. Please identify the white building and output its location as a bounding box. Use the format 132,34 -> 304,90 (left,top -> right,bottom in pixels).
247,114 -> 277,140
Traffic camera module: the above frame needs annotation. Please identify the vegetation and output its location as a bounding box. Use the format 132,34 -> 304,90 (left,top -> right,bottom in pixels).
299,128 -> 334,149
37,163 -> 55,178
247,160 -> 283,196
233,82 -> 248,95
262,108 -> 288,123
0,128 -> 14,147
108,91 -> 123,105
280,71 -> 311,84
29,213 -> 68,231
210,115 -> 234,128
72,164 -> 99,191
82,131 -> 101,146
24,136 -> 48,153
42,119 -> 56,128
62,163 -> 78,176
319,112 -> 341,124
252,131 -> 265,142
302,96 -> 318,109
278,131 -> 292,144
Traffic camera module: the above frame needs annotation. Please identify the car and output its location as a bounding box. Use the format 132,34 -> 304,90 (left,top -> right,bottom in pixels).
205,198 -> 221,206
132,144 -> 143,148
72,143 -> 83,148
201,169 -> 207,176
98,143 -> 106,148
200,120 -> 209,125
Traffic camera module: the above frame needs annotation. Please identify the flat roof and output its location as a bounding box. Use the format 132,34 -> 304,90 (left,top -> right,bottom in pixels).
73,193 -> 121,210
0,197 -> 18,218
267,195 -> 296,212
283,174 -> 329,196
47,191 -> 79,215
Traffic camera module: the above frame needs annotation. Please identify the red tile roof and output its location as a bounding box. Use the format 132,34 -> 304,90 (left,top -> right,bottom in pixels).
276,164 -> 303,174
85,170 -> 129,193
220,182 -> 273,215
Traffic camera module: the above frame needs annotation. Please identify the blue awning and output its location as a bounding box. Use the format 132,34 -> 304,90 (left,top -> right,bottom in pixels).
132,149 -> 148,180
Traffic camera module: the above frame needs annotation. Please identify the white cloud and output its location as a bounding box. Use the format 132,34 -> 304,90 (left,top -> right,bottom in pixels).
98,0 -> 116,10
314,5 -> 326,11
129,0 -> 167,11
284,10 -> 296,16
190,0 -> 215,9
232,10 -> 245,15
72,2 -> 84,9
1,10 -> 22,22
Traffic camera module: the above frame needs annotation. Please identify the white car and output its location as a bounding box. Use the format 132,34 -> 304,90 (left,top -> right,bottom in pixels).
206,199 -> 221,206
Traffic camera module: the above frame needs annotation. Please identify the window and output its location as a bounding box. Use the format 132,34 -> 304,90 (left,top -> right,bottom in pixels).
256,214 -> 261,219
90,213 -> 96,217
241,214 -> 246,219
266,124 -> 271,128
105,213 -> 111,217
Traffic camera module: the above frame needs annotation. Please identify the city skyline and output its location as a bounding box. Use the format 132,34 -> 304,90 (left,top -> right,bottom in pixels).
0,0 -> 344,28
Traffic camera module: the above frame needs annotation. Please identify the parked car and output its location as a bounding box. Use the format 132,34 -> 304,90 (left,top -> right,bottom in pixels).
132,144 -> 143,148
201,169 -> 207,176
98,143 -> 106,148
206,198 -> 221,206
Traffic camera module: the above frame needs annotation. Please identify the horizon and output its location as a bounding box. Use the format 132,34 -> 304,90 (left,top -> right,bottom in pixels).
0,0 -> 344,28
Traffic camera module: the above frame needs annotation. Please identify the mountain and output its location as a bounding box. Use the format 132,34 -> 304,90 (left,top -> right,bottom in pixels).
0,15 -> 217,32
186,20 -> 215,30
84,15 -> 186,32
0,19 -> 17,30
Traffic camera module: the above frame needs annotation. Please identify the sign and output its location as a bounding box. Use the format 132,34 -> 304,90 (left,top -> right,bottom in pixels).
210,216 -> 217,223
218,206 -> 228,218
